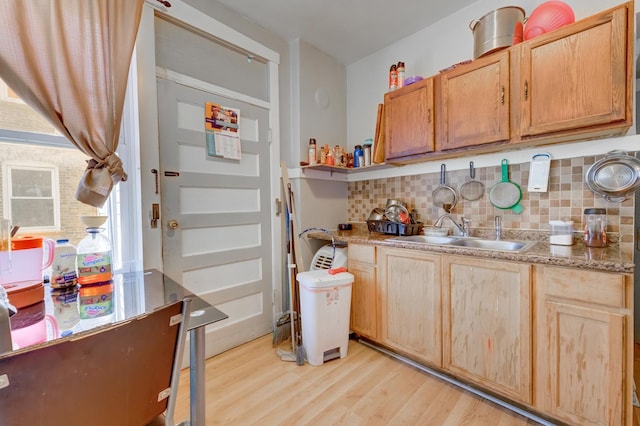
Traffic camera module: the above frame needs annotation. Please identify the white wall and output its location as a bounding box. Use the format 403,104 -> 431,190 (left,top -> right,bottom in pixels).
291,39 -> 349,267
347,0 -> 635,151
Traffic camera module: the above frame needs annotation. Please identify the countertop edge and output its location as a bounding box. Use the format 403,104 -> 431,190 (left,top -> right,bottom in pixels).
307,231 -> 634,274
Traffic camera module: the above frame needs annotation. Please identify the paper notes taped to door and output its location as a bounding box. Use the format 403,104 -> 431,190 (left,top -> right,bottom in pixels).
205,102 -> 241,160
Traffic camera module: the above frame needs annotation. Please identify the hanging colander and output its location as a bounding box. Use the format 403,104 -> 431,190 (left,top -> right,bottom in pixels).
585,150 -> 640,202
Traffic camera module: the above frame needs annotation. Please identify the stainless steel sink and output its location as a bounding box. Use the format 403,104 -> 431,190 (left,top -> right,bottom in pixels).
389,235 -> 459,245
447,238 -> 536,252
387,235 -> 536,253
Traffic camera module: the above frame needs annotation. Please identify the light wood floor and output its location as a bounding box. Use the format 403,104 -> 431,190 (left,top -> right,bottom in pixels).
171,335 -> 542,425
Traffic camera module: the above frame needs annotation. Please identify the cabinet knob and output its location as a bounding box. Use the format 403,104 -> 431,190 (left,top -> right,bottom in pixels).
500,86 -> 505,105
524,80 -> 528,101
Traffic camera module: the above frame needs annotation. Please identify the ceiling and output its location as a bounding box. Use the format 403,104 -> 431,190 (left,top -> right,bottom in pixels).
214,0 -> 478,65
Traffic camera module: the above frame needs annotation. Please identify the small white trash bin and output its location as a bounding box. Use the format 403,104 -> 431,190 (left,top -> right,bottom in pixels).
297,269 -> 353,366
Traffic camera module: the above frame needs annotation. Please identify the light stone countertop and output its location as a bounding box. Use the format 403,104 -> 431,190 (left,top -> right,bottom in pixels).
307,224 -> 634,274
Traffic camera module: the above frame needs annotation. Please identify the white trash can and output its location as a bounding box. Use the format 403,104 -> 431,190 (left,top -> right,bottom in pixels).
297,269 -> 353,366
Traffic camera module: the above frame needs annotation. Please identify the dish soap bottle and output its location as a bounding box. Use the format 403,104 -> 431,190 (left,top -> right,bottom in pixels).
76,227 -> 112,285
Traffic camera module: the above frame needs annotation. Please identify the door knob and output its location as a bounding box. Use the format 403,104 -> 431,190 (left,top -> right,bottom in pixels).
167,220 -> 179,230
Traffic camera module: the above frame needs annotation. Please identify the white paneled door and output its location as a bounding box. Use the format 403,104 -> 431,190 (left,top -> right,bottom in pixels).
157,77 -> 273,356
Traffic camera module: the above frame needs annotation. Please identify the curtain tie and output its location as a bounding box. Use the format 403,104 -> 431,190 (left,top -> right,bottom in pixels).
99,153 -> 129,183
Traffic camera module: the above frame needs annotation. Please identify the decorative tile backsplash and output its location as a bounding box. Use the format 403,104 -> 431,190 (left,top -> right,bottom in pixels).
348,154 -> 636,251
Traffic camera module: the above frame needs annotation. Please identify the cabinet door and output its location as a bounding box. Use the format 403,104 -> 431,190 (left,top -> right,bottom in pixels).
348,245 -> 377,340
534,266 -> 632,426
378,248 -> 441,366
519,3 -> 630,137
384,78 -> 435,161
348,260 -> 377,339
442,256 -> 531,404
438,50 -> 510,150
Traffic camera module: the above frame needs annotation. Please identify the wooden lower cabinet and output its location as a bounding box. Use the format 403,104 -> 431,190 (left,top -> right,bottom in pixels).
346,244 -> 632,425
442,256 -> 532,404
534,265 -> 632,426
378,247 -> 441,366
348,244 -> 378,340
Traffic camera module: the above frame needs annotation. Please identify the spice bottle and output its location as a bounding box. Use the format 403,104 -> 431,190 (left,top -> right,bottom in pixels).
397,61 -> 405,88
389,64 -> 398,91
583,208 -> 607,247
308,138 -> 317,165
326,146 -> 335,166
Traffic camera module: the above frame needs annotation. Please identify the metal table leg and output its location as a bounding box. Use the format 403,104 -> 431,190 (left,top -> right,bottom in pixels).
189,326 -> 206,426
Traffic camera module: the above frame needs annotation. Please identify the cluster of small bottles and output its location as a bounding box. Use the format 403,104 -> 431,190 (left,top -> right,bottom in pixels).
308,138 -> 373,168
388,61 -> 405,91
308,139 -> 351,167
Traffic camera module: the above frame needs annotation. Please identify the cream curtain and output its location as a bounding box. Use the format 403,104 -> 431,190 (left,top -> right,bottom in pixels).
0,0 -> 144,207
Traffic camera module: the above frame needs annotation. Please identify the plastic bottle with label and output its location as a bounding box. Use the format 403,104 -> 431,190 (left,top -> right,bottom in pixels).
51,239 -> 78,289
76,227 -> 112,285
397,61 -> 405,88
389,64 -> 398,90
308,138 -> 317,165
354,145 -> 364,168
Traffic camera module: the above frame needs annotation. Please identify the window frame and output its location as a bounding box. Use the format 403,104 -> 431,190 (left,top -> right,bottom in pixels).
2,161 -> 61,233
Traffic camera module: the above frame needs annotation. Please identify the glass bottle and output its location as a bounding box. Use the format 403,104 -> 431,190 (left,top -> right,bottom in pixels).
583,208 -> 607,247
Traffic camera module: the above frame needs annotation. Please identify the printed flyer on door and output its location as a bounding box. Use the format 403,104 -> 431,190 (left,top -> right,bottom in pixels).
205,102 -> 241,160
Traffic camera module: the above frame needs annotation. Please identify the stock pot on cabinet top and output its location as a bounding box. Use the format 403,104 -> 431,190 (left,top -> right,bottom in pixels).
469,6 -> 525,59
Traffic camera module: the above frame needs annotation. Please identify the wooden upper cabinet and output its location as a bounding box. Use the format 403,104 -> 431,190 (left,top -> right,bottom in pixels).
384,77 -> 435,162
519,2 -> 632,138
437,50 -> 510,150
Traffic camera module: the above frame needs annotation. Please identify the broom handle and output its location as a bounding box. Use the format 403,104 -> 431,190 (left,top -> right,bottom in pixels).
288,183 -> 303,348
281,163 -> 303,350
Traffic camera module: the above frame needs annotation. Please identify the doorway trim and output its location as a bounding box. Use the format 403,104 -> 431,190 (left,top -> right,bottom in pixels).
135,0 -> 282,314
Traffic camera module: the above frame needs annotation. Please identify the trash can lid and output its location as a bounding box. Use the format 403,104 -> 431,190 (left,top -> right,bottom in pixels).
296,269 -> 354,289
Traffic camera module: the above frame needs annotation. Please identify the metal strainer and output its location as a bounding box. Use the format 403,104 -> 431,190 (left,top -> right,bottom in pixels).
432,164 -> 457,210
460,161 -> 484,201
489,159 -> 523,214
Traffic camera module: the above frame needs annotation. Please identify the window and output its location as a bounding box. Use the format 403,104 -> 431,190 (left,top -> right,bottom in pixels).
0,66 -> 142,274
2,162 -> 59,232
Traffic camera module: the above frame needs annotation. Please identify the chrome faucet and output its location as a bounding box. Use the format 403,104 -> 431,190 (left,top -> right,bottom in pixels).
495,216 -> 502,240
434,214 -> 471,237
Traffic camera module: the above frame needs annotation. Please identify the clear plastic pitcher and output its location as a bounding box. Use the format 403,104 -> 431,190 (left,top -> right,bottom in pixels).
0,236 -> 55,285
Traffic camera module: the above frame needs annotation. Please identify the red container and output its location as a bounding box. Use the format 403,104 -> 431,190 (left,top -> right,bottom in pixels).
524,1 -> 575,40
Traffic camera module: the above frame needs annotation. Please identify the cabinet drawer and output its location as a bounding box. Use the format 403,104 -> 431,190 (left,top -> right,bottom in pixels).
535,265 -> 627,308
348,244 -> 375,264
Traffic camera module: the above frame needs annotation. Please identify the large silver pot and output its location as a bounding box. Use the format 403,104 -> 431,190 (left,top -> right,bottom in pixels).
470,6 -> 525,59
